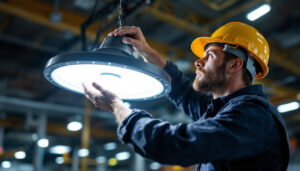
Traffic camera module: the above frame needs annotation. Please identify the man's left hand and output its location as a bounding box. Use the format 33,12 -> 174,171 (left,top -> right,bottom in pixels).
82,82 -> 132,124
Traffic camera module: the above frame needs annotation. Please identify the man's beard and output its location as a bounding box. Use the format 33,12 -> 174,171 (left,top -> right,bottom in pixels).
192,63 -> 227,92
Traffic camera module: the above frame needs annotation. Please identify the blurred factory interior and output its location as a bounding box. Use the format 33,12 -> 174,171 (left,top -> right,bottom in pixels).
0,0 -> 300,170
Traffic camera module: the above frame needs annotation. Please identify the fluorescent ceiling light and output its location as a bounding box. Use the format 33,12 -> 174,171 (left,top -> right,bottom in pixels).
1,161 -> 11,168
96,156 -> 106,164
14,151 -> 26,159
38,138 -> 49,148
247,4 -> 271,21
104,142 -> 117,151
115,151 -> 131,161
277,101 -> 300,113
55,157 -> 64,164
49,145 -> 71,154
44,36 -> 171,101
78,148 -> 89,157
67,121 -> 82,131
150,162 -> 161,170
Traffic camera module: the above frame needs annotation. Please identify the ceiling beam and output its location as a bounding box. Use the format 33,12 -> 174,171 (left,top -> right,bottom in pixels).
255,79 -> 300,105
143,6 -> 209,35
269,43 -> 300,75
0,0 -> 100,39
204,0 -> 265,27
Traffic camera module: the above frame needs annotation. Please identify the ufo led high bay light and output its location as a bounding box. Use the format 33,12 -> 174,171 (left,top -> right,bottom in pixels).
43,36 -> 171,100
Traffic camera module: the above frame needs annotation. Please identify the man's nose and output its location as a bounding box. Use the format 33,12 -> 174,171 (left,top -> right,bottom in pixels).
195,59 -> 204,68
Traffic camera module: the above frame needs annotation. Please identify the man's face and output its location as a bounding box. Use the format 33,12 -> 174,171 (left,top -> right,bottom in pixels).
192,45 -> 228,92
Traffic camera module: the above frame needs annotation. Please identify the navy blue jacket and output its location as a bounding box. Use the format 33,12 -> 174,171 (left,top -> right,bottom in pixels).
118,61 -> 290,171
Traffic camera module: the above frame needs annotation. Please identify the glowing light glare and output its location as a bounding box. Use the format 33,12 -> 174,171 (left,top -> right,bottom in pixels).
123,102 -> 131,108
104,142 -> 117,151
67,121 -> 82,131
115,151 -> 131,161
150,162 -> 161,170
14,151 -> 26,159
277,101 -> 300,113
38,138 -> 49,148
247,4 -> 271,21
78,148 -> 89,157
1,161 -> 11,168
51,64 -> 164,100
55,157 -> 64,164
49,145 -> 71,154
96,156 -> 106,164
108,158 -> 117,166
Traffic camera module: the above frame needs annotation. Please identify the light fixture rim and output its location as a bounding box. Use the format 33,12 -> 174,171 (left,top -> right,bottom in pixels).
43,51 -> 171,101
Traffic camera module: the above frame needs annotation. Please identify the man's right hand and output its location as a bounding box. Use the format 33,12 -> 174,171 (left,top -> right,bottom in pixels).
108,26 -> 167,68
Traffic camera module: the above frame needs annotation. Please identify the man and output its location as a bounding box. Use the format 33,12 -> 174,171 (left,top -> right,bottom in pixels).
83,22 -> 290,170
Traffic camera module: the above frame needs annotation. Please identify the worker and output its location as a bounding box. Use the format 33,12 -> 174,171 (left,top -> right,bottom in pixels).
83,22 -> 290,171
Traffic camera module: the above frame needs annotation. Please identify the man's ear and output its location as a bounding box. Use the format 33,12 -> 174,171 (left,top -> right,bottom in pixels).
227,58 -> 243,74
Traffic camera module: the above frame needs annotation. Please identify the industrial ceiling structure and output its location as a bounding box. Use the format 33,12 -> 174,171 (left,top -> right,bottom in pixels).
0,0 -> 299,170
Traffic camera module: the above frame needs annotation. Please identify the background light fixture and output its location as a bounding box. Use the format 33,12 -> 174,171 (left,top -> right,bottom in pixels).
78,148 -> 89,157
55,157 -> 64,164
150,162 -> 161,170
37,138 -> 49,148
14,150 -> 26,159
67,121 -> 82,132
1,161 -> 11,169
49,145 -> 71,154
277,101 -> 300,113
104,142 -> 117,151
44,36 -> 171,101
247,4 -> 271,21
115,151 -> 130,161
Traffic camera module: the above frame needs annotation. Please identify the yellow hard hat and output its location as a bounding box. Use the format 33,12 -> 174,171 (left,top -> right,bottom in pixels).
191,22 -> 269,79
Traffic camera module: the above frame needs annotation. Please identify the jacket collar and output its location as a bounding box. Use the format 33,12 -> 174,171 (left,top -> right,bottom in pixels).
219,84 -> 267,104
208,84 -> 267,113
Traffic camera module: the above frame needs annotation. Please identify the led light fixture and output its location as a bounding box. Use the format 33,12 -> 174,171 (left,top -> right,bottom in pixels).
49,145 -> 71,154
115,151 -> 131,161
38,138 -> 49,148
104,142 -> 117,151
14,151 -> 26,159
67,121 -> 82,132
55,157 -> 64,164
44,36 -> 171,101
1,161 -> 11,169
277,101 -> 300,113
247,4 -> 271,21
78,148 -> 89,157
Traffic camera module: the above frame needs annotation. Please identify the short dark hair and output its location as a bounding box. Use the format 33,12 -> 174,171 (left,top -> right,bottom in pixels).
223,52 -> 252,86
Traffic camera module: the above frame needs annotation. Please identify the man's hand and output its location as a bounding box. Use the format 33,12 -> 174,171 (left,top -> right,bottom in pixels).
82,82 -> 132,124
108,26 -> 167,68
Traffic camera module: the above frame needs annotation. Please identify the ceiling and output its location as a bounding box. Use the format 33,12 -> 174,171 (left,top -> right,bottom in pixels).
0,0 -> 299,170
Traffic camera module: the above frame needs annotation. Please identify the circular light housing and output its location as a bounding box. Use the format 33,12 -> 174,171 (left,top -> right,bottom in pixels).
44,36 -> 171,101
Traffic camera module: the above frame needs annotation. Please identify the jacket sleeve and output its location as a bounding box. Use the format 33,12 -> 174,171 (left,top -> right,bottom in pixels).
118,99 -> 270,167
164,60 -> 212,120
